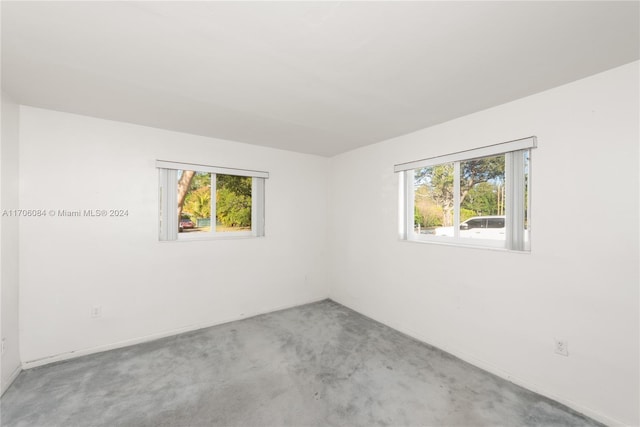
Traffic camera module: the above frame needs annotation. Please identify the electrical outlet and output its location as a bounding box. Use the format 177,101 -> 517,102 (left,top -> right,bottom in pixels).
91,306 -> 102,318
554,339 -> 569,356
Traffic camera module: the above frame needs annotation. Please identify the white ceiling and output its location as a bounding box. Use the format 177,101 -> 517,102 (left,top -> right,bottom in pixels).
2,1 -> 638,156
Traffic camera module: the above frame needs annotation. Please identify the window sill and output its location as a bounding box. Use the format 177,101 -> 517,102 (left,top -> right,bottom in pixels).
161,234 -> 264,242
400,238 -> 531,254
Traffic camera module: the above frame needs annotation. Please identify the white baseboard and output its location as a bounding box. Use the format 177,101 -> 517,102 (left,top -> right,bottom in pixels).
22,296 -> 328,370
1,365 -> 22,396
330,298 -> 624,427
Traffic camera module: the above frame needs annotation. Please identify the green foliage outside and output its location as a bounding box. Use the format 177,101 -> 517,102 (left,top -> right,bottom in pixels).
183,186 -> 211,220
182,173 -> 252,229
217,186 -> 251,227
414,188 -> 445,228
414,206 -> 424,228
460,181 -> 504,218
460,208 -> 476,222
413,156 -> 505,227
217,175 -> 252,198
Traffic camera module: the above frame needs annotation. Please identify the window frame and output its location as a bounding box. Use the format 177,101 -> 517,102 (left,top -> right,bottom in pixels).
157,160 -> 268,242
396,137 -> 535,251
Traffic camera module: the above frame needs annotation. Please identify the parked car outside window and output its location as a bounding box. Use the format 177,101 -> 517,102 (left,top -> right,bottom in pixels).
179,216 -> 195,231
435,216 -> 505,240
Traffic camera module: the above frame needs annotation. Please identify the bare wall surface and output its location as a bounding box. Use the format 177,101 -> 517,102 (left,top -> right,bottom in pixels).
1,92 -> 21,393
327,62 -> 639,426
17,107 -> 328,366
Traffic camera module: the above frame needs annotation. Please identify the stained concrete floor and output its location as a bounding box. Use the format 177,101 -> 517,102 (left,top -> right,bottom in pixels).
2,300 -> 602,427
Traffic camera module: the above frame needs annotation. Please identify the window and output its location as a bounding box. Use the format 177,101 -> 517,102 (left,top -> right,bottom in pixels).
157,161 -> 268,241
396,137 -> 535,251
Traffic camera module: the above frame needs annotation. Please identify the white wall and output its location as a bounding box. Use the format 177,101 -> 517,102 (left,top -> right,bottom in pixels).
328,61 -> 639,426
18,107 -> 328,365
1,92 -> 22,393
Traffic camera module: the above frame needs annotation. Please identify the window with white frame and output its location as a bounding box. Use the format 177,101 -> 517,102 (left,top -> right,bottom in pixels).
395,137 -> 535,251
157,161 -> 268,241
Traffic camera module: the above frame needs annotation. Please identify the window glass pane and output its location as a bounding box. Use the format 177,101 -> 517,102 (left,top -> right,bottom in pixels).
399,144 -> 532,250
414,164 -> 454,236
179,170 -> 211,234
459,154 -> 506,241
215,174 -> 252,233
160,163 -> 265,241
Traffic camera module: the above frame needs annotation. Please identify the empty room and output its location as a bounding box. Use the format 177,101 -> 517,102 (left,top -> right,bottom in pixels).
1,1 -> 638,426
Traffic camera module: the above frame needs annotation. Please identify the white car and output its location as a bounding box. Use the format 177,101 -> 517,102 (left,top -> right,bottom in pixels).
434,216 -> 505,240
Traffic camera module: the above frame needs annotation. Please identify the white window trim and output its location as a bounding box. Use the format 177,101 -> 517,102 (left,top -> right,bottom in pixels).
156,160 -> 268,179
394,137 -> 536,172
396,137 -> 535,251
157,161 -> 267,241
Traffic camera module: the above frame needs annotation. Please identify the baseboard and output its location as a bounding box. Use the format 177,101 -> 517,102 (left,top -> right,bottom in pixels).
22,296 -> 328,370
329,298 -> 625,427
1,365 -> 22,396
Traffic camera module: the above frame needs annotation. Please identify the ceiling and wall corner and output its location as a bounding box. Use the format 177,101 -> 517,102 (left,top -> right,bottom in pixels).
1,1 -> 638,156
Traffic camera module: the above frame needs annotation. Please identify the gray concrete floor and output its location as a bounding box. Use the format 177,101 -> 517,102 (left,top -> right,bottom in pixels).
2,300 -> 602,427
